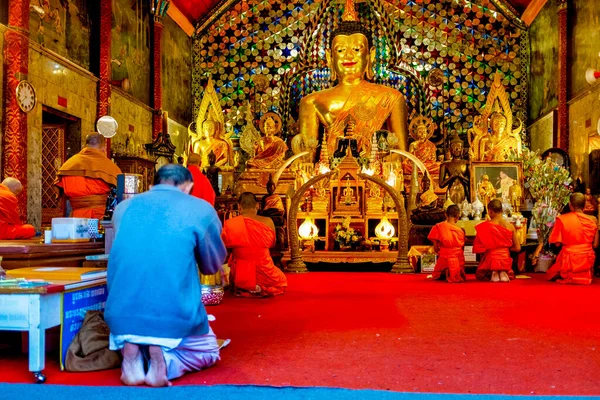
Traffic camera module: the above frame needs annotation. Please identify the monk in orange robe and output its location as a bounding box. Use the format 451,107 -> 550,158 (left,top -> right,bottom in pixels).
187,153 -> 216,206
0,178 -> 36,239
427,205 -> 466,282
222,192 -> 287,297
547,193 -> 599,285
474,199 -> 521,282
55,133 -> 122,219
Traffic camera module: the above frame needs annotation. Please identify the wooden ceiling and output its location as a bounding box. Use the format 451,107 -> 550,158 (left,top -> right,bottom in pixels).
171,0 -> 537,30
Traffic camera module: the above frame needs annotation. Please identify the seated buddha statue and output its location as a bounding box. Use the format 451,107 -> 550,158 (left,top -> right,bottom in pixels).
439,134 -> 470,205
403,116 -> 439,175
247,112 -> 288,169
298,0 -> 408,162
469,75 -> 522,161
192,119 -> 233,169
260,174 -> 285,218
583,188 -> 598,215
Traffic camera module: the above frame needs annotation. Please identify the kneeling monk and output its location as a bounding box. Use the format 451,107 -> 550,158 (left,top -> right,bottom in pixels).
0,178 -> 36,239
474,199 -> 521,282
55,133 -> 122,219
547,193 -> 599,285
222,192 -> 287,297
427,205 -> 466,282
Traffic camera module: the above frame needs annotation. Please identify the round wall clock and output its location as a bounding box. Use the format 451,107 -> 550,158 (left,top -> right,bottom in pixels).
16,80 -> 36,113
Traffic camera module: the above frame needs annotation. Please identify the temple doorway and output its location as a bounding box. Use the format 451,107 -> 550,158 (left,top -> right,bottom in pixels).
40,107 -> 81,225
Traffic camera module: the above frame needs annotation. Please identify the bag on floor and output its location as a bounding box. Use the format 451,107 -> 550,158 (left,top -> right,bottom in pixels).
65,310 -> 121,372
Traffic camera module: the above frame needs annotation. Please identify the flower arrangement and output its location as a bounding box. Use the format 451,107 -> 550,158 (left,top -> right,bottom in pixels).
516,148 -> 572,252
333,217 -> 361,247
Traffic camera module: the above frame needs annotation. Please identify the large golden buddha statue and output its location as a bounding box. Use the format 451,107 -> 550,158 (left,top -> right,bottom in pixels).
188,77 -> 235,169
403,115 -> 439,175
469,74 -> 522,162
297,0 -> 407,162
247,112 -> 288,169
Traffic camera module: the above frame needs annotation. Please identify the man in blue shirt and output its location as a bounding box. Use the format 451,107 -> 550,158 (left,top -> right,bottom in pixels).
106,164 -> 226,387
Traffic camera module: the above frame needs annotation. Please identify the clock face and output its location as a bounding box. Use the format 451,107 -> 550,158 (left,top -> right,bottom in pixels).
16,81 -> 36,113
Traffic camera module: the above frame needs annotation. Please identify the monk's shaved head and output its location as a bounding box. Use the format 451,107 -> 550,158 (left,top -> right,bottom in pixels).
2,177 -> 23,195
446,204 -> 460,219
86,133 -> 106,149
238,192 -> 257,210
187,153 -> 201,166
570,192 -> 585,211
487,199 -> 503,214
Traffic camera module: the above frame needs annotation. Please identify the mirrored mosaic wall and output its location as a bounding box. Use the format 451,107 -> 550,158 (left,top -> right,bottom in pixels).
192,0 -> 528,146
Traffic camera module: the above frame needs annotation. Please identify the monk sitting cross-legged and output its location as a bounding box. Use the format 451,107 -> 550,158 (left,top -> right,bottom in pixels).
474,199 -> 521,282
0,178 -> 36,240
55,133 -> 122,219
222,192 -> 287,297
427,204 -> 466,283
546,192 -> 599,285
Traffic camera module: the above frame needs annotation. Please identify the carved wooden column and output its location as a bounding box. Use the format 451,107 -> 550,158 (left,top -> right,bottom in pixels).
556,0 -> 568,150
97,0 -> 112,155
151,1 -> 171,139
3,0 -> 30,218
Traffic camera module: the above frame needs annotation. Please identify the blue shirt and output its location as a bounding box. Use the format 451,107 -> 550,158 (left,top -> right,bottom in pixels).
105,184 -> 226,339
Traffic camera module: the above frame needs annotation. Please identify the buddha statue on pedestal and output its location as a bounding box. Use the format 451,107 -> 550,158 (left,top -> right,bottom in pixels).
583,188 -> 598,215
260,174 -> 285,218
205,151 -> 221,196
298,0 -> 408,162
403,116 -> 440,175
469,74 -> 522,162
439,134 -> 469,205
247,112 -> 288,169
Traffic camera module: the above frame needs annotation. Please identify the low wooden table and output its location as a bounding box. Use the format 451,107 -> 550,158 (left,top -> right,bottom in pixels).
281,250 -> 397,269
0,240 -> 105,270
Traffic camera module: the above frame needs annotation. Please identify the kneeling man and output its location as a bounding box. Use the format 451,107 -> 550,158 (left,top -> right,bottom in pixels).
474,199 -> 521,282
547,192 -> 599,285
105,164 -> 227,387
428,205 -> 466,282
222,192 -> 287,297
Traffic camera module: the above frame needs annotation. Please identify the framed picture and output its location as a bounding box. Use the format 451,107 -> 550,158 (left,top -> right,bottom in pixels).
470,162 -> 523,204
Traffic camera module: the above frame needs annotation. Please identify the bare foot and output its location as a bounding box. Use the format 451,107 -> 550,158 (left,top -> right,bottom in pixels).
145,345 -> 172,387
491,271 -> 500,283
121,343 -> 145,386
499,271 -> 510,282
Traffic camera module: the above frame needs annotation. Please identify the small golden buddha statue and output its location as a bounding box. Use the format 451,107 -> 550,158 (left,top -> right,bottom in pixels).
469,74 -> 522,162
247,112 -> 288,169
509,183 -> 522,212
478,174 -> 496,214
584,188 -> 598,215
439,134 -> 469,204
298,0 -> 408,162
403,116 -> 439,175
192,119 -> 233,169
342,183 -> 356,206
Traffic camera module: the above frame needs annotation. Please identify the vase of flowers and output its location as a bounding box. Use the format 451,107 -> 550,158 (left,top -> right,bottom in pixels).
333,217 -> 361,250
516,148 -> 572,265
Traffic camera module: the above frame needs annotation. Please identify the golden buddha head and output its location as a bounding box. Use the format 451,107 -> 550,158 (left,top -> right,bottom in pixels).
416,124 -> 428,140
260,112 -> 282,137
489,112 -> 507,135
481,174 -> 490,183
326,0 -> 374,82
202,119 -> 219,139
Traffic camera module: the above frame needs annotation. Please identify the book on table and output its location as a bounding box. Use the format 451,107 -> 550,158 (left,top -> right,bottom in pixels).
7,267 -> 107,281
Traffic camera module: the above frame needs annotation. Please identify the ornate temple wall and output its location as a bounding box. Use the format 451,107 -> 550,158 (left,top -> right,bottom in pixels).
162,15 -> 192,126
192,0 -> 529,148
26,48 -> 98,228
569,0 -> 600,99
108,90 -> 154,156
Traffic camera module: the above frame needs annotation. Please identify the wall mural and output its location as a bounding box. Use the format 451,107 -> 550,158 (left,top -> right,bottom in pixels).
29,0 -> 91,70
111,0 -> 151,105
162,16 -> 192,125
571,0 -> 600,98
192,0 -> 528,150
528,0 -> 558,123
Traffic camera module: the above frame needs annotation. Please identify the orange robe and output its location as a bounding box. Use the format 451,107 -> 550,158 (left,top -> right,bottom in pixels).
55,147 -> 122,219
0,184 -> 36,239
428,221 -> 466,282
473,220 -> 515,281
547,212 -> 597,285
222,216 -> 287,296
188,165 -> 216,206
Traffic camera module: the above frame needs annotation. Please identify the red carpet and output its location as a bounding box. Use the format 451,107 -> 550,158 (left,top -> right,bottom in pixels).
2,272 -> 600,395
